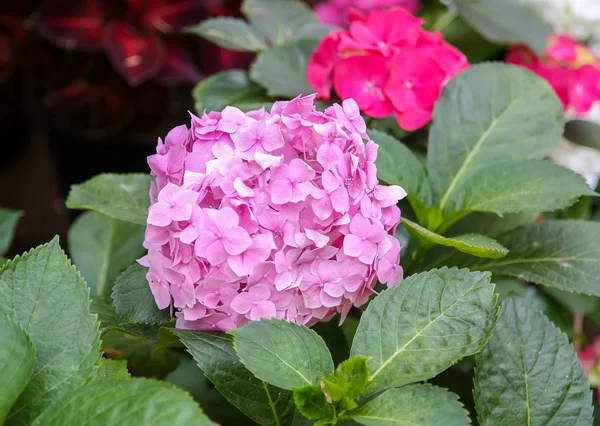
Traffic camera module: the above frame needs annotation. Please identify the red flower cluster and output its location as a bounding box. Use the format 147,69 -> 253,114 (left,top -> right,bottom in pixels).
30,0 -> 210,86
507,34 -> 600,116
307,7 -> 469,131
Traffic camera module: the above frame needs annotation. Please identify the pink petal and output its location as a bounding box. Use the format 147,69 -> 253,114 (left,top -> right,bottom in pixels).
270,180 -> 293,204
250,301 -> 276,320
205,240 -> 228,265
223,227 -> 252,255
183,303 -> 207,321
305,229 -> 330,248
358,241 -> 378,264
234,177 -> 255,198
147,202 -> 172,227
230,292 -> 254,314
349,214 -> 372,237
343,234 -> 364,257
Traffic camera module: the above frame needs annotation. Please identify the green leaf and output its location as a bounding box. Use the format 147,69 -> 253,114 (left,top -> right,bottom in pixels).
445,160 -> 596,215
186,17 -> 267,51
352,385 -> 471,426
32,378 -> 213,426
68,211 -> 145,295
250,39 -> 317,98
446,212 -> 537,238
403,217 -> 509,259
242,0 -> 319,46
174,330 -> 295,426
323,356 -> 369,402
192,69 -> 267,114
369,129 -> 433,207
351,267 -> 498,396
0,313 -> 35,424
0,208 -> 23,256
93,358 -> 130,380
230,318 -> 335,390
463,220 -> 600,296
111,264 -> 170,325
90,295 -> 119,332
0,237 -> 100,425
293,385 -> 333,421
312,319 -> 350,366
427,63 -> 564,211
101,331 -> 179,378
453,0 -> 551,54
545,288 -> 598,315
66,173 -> 152,226
474,296 -> 593,425
564,120 -> 600,151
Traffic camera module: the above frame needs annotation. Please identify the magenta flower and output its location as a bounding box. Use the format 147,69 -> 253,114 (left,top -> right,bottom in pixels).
308,7 -> 468,131
142,95 -> 406,331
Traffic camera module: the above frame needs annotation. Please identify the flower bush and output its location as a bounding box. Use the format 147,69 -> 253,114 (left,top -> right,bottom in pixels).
142,96 -> 404,330
307,7 -> 469,130
5,0 -> 600,425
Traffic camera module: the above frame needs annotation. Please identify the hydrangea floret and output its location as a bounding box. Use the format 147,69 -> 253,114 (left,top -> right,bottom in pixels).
506,34 -> 600,116
140,95 -> 406,331
315,0 -> 420,28
307,7 -> 469,131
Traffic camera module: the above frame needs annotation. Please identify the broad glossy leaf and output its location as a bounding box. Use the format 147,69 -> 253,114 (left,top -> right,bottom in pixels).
352,385 -> 470,426
474,296 -> 593,425
369,129 -> 432,207
0,313 -> 35,424
101,331 -> 179,378
93,358 -> 131,380
193,69 -> 267,114
453,0 -> 551,54
175,330 -> 295,426
230,318 -> 334,390
293,385 -> 332,421
403,217 -> 509,259
250,39 -> 317,97
111,264 -> 170,325
446,212 -> 537,238
90,295 -> 119,332
428,63 -> 563,210
66,173 -> 152,226
0,208 -> 23,256
0,237 -> 100,425
446,160 -> 596,215
351,267 -> 497,396
242,0 -> 318,45
68,211 -> 145,295
323,356 -> 369,402
186,17 -> 268,52
32,378 -> 213,426
463,220 -> 600,296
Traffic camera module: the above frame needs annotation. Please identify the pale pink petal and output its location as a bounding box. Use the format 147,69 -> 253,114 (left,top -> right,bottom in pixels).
223,227 -> 252,255
343,234 -> 364,257
250,301 -> 276,320
230,292 -> 254,314
270,180 -> 293,204
148,202 -> 172,226
205,240 -> 228,265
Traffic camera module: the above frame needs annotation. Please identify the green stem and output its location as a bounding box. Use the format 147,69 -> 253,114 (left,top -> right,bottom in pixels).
432,9 -> 458,33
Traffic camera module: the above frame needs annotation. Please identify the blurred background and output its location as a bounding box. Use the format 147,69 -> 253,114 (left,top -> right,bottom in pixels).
0,0 -> 262,254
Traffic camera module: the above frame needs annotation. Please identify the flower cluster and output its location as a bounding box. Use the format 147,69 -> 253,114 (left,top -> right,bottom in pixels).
140,95 -> 406,331
315,0 -> 420,28
307,7 -> 469,131
506,34 -> 600,116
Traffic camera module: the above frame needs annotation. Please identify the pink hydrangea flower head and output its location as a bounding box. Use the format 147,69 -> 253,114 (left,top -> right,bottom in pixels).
506,33 -> 600,116
142,96 -> 406,331
308,7 -> 469,131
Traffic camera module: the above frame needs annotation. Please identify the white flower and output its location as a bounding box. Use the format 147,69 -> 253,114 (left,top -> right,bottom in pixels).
518,0 -> 600,42
550,137 -> 600,188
